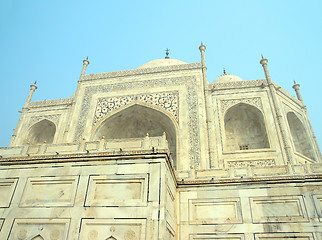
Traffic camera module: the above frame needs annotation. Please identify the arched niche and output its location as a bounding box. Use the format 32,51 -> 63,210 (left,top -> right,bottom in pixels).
224,103 -> 269,151
25,119 -> 56,145
93,104 -> 178,166
287,112 -> 315,160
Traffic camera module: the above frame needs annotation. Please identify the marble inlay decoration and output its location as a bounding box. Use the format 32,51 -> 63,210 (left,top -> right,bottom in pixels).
93,91 -> 178,126
29,114 -> 61,127
221,97 -> 263,114
227,159 -> 276,168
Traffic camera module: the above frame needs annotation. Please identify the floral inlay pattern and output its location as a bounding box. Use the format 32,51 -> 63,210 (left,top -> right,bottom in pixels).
93,91 -> 178,126
221,97 -> 263,114
227,159 -> 276,168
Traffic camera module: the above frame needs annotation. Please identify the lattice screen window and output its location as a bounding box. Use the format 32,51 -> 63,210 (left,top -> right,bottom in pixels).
239,145 -> 249,150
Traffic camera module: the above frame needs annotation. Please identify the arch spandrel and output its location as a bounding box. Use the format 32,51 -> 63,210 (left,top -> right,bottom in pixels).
92,102 -> 178,166
25,119 -> 56,145
224,103 -> 270,151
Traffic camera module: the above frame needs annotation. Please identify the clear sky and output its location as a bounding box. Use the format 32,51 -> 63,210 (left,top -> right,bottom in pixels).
0,0 -> 321,149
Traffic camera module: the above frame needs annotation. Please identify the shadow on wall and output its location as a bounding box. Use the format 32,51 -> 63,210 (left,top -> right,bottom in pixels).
93,104 -> 177,166
25,119 -> 56,145
287,112 -> 315,160
224,103 -> 269,151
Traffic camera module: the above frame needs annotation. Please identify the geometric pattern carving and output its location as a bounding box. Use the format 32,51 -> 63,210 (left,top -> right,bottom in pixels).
93,91 -> 178,126
227,159 -> 276,168
221,97 -> 263,113
250,195 -> 309,223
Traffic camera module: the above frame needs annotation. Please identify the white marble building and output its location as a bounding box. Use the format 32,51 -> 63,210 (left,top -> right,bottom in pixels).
0,44 -> 321,240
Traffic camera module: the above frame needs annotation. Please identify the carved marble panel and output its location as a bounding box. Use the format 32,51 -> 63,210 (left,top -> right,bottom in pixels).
79,218 -> 146,240
250,195 -> 309,223
189,233 -> 245,239
93,91 -> 178,126
0,178 -> 18,208
85,174 -> 148,207
189,198 -> 242,224
20,176 -> 79,207
8,218 -> 70,240
254,232 -> 314,240
313,194 -> 322,222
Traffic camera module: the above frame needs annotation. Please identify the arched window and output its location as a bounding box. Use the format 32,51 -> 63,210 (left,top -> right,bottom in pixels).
25,119 -> 56,145
93,104 -> 177,166
224,103 -> 269,151
287,112 -> 315,160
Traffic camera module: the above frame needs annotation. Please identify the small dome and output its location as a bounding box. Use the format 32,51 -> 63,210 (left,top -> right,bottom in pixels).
214,74 -> 243,83
138,59 -> 187,69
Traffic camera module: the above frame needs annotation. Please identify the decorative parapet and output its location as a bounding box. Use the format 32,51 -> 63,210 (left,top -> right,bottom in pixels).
211,80 -> 303,107
80,62 -> 202,81
27,98 -> 73,108
176,162 -> 322,182
0,135 -> 169,158
211,79 -> 266,90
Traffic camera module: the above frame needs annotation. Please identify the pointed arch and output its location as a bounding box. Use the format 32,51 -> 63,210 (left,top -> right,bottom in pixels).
25,119 -> 56,145
31,234 -> 44,240
92,102 -> 178,166
287,112 -> 315,160
224,103 -> 269,151
106,236 -> 117,240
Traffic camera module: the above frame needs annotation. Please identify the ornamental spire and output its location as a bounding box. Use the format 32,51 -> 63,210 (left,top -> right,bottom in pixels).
165,48 -> 170,59
80,57 -> 90,77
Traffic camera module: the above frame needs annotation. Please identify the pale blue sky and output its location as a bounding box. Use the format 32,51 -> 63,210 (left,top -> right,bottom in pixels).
0,0 -> 321,148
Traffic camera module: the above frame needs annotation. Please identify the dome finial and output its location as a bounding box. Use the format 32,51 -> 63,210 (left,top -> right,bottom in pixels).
199,41 -> 206,52
165,48 -> 170,59
223,68 -> 226,75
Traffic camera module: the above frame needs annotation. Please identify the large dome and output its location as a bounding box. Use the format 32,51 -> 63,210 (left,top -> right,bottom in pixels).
214,73 -> 243,83
138,59 -> 187,69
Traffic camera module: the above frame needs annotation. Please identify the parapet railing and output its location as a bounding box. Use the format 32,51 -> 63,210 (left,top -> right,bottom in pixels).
0,135 -> 169,158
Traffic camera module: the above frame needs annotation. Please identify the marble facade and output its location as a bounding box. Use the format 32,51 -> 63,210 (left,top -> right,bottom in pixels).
0,44 -> 321,239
